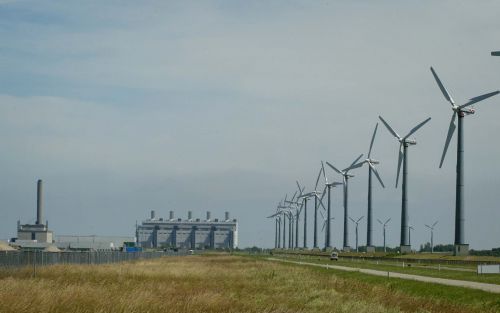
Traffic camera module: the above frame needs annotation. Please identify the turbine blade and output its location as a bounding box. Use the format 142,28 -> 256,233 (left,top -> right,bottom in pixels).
357,216 -> 364,223
326,161 -> 342,175
492,51 -> 500,56
377,219 -> 383,224
291,191 -> 297,202
350,154 -> 364,168
433,221 -> 439,227
370,163 -> 385,188
348,161 -> 365,171
368,123 -> 378,158
315,166 -> 323,190
403,117 -> 431,140
379,116 -> 401,139
296,181 -> 302,195
318,186 -> 327,211
322,220 -> 326,232
320,210 -> 325,220
344,154 -> 364,172
430,66 -> 455,105
321,161 -> 328,184
439,113 -> 457,168
386,218 -> 391,224
396,143 -> 403,188
349,217 -> 355,223
459,90 -> 500,109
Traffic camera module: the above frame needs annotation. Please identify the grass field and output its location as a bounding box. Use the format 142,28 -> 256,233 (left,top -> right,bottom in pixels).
0,254 -> 499,313
276,249 -> 500,262
270,253 -> 500,285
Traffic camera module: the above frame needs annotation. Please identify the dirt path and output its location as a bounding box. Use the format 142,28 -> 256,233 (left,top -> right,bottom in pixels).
267,257 -> 500,294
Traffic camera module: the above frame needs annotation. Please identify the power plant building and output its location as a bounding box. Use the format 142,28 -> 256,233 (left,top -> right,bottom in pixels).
137,210 -> 238,249
17,180 -> 54,243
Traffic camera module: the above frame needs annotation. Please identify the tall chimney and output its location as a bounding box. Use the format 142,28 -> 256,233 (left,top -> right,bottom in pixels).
188,211 -> 192,220
206,211 -> 211,221
150,210 -> 156,220
225,211 -> 229,221
169,211 -> 174,220
36,179 -> 43,225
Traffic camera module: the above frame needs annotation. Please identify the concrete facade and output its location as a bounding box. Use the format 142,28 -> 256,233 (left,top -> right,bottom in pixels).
137,211 -> 238,249
17,223 -> 53,243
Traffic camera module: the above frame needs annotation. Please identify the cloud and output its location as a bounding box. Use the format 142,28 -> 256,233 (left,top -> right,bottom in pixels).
0,1 -> 499,248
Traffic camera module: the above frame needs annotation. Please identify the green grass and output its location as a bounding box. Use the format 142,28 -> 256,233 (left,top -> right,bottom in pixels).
269,253 -> 500,285
275,249 -> 500,262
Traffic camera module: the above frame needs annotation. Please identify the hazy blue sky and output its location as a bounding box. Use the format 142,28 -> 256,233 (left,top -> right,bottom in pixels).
1,1 -> 499,249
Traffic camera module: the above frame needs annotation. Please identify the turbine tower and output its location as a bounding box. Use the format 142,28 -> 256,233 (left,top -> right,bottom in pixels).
361,123 -> 385,253
297,181 -> 313,249
408,225 -> 414,247
349,216 -> 364,253
425,221 -> 438,253
285,188 -> 304,249
377,218 -> 391,253
326,154 -> 364,252
313,166 -> 324,249
430,67 -> 499,256
321,161 -> 342,250
379,115 -> 431,254
320,210 -> 335,249
267,205 -> 282,248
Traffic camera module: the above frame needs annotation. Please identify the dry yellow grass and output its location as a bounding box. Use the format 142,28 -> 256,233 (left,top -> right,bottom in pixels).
0,255 -> 493,313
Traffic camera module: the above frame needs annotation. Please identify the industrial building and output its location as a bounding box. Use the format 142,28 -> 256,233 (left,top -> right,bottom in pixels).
137,210 -> 238,250
13,179 -> 132,251
16,180 -> 54,243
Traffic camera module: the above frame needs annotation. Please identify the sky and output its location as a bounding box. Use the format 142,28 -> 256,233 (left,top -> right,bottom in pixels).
0,1 -> 499,249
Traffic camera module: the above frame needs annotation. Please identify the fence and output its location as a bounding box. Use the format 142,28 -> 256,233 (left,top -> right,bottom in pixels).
0,250 -> 185,268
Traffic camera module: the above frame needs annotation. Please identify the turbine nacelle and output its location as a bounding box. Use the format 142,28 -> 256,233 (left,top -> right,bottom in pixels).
366,158 -> 379,165
401,138 -> 417,145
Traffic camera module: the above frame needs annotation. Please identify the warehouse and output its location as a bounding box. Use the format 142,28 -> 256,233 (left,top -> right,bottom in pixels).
137,210 -> 238,249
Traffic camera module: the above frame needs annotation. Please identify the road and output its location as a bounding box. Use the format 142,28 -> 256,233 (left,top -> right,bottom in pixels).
267,257 -> 500,294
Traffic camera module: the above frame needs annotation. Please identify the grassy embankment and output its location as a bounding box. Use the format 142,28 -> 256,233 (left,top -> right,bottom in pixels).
275,249 -> 500,262
269,253 -> 500,285
0,254 -> 499,313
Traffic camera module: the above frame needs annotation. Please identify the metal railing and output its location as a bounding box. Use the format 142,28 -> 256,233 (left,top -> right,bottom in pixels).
0,250 -> 185,268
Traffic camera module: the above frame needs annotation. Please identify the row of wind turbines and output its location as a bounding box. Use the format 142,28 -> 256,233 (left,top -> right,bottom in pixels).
268,53 -> 500,256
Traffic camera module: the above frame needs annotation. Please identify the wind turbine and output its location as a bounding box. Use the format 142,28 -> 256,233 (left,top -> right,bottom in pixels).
267,205 -> 282,249
492,51 -> 500,56
313,166 -> 325,249
430,67 -> 499,256
297,181 -> 314,249
360,123 -> 385,253
377,218 -> 391,253
326,154 -> 365,251
283,191 -> 298,249
379,115 -> 431,253
408,225 -> 414,247
277,195 -> 289,249
320,210 -> 335,249
286,184 -> 305,249
349,216 -> 364,252
295,183 -> 306,248
321,161 -> 342,249
425,221 -> 438,253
